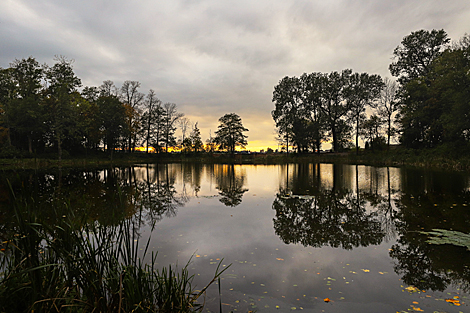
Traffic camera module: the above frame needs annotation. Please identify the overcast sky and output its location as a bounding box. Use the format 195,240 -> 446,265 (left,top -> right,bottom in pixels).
1,0 -> 469,150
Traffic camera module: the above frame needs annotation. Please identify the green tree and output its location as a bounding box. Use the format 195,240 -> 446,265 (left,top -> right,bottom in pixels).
273,75 -> 320,153
8,57 -> 44,153
61,92 -> 97,154
272,76 -> 302,153
0,67 -> 16,148
319,70 -> 352,152
81,86 -> 99,103
301,72 -> 326,153
98,94 -> 127,159
80,87 -> 102,150
44,56 -> 81,160
427,35 -> 470,150
345,72 -> 384,153
390,29 -> 450,85
395,32 -> 470,150
214,113 -> 248,154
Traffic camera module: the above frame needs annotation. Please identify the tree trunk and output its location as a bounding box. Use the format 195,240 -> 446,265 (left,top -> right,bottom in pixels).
355,118 -> 359,155
286,126 -> 289,155
28,134 -> 32,154
332,124 -> 337,152
57,135 -> 62,162
387,116 -> 391,148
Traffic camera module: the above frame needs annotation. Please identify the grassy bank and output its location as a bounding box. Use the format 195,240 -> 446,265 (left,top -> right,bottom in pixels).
1,147 -> 470,171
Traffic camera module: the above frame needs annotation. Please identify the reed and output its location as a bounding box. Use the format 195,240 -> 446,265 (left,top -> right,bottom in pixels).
0,186 -> 228,312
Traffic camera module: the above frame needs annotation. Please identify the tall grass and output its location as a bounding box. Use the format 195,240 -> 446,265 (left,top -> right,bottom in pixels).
0,186 -> 228,312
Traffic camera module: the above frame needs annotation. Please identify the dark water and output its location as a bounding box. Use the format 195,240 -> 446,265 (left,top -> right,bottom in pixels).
2,163 -> 470,312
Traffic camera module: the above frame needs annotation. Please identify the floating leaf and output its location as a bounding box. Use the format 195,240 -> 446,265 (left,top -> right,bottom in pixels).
276,258 -> 284,261
445,298 -> 461,306
324,298 -> 330,303
405,286 -> 419,293
421,229 -> 470,250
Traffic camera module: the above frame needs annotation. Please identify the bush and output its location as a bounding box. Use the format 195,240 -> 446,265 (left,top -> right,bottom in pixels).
0,145 -> 24,159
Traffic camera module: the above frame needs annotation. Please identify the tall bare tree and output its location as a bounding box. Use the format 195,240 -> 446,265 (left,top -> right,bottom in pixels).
142,89 -> 162,153
178,117 -> 191,143
162,102 -> 183,152
371,78 -> 399,147
120,81 -> 144,152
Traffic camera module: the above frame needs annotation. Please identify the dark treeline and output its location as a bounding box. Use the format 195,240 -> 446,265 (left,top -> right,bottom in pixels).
0,56 -> 249,159
272,29 -> 470,155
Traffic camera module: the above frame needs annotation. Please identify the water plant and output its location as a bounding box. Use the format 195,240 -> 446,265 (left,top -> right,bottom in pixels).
0,187 -> 228,312
421,229 -> 470,250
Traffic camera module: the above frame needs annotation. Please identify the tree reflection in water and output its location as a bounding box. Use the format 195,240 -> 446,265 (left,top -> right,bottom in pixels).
0,165 -> 188,232
272,163 -> 387,249
273,163 -> 470,292
214,164 -> 248,207
3,163 -> 470,296
389,169 -> 470,292
273,187 -> 386,249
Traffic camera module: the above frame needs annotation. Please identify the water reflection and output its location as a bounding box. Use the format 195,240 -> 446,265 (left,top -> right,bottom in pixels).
273,163 -> 470,293
273,188 -> 385,249
214,164 -> 248,207
273,164 -> 390,249
389,169 -> 470,292
0,165 -> 188,229
133,164 -> 188,227
3,163 -> 470,310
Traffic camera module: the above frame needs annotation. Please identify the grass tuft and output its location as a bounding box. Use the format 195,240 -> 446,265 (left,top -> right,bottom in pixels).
0,183 -> 229,312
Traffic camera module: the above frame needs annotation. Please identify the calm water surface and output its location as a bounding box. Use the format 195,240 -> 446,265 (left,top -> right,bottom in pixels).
2,163 -> 470,313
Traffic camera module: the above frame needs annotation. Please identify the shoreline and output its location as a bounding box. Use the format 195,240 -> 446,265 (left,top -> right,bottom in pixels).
1,149 -> 469,171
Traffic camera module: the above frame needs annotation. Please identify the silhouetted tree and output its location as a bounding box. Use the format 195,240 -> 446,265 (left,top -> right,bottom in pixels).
214,113 -> 248,154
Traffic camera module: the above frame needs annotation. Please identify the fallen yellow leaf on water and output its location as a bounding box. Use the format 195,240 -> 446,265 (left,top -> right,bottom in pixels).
324,298 -> 330,303
445,298 -> 461,306
412,307 -> 424,311
405,286 -> 419,292
276,258 -> 284,261
362,269 -> 370,272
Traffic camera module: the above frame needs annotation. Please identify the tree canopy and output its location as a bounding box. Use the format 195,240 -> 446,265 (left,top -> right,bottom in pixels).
214,113 -> 249,154
272,29 -> 469,154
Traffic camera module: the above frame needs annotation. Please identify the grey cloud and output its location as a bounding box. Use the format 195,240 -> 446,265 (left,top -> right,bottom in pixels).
1,0 -> 470,148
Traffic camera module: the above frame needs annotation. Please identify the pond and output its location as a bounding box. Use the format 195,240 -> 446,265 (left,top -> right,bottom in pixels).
1,163 -> 470,312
